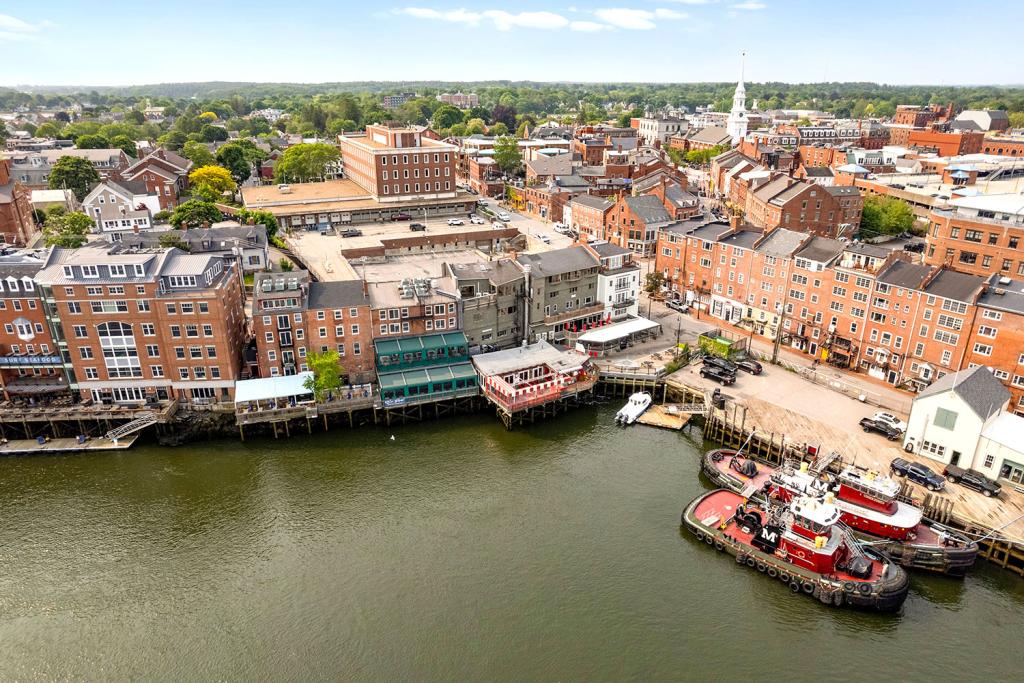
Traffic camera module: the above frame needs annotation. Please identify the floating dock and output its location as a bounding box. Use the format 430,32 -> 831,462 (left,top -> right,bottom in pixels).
636,404 -> 693,431
0,434 -> 139,455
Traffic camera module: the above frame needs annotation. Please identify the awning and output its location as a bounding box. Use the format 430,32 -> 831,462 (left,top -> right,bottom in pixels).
234,372 -> 314,404
577,317 -> 660,345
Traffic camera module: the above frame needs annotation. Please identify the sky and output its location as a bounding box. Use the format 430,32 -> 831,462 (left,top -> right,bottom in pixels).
1,1 -> 1022,87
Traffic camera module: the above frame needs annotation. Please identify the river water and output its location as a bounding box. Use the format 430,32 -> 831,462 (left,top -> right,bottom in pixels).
1,405 -> 1021,681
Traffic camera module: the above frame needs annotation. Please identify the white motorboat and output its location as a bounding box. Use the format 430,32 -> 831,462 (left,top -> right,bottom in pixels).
615,392 -> 652,425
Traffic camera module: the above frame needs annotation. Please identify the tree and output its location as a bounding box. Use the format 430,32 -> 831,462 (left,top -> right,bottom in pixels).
860,195 -> 915,237
279,257 -> 294,272
75,133 -> 110,149
490,122 -> 509,136
169,200 -> 223,229
109,134 -> 137,157
465,118 -> 487,135
492,135 -> 522,175
43,211 -> 93,247
303,349 -> 345,402
432,104 -> 464,130
216,143 -> 252,184
34,121 -> 63,138
236,207 -> 280,237
644,271 -> 666,293
200,124 -> 229,142
182,141 -> 216,167
189,165 -> 237,202
492,104 -> 517,129
48,155 -> 100,200
1009,112 -> 1024,129
274,142 -> 340,182
198,111 -> 218,123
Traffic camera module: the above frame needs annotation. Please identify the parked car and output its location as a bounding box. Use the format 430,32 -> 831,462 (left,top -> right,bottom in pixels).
703,356 -> 738,375
339,229 -> 363,238
666,299 -> 689,314
944,465 -> 1001,498
497,211 -> 512,222
554,222 -> 571,234
871,411 -> 907,433
469,216 -> 486,225
735,358 -> 763,375
492,221 -> 506,229
409,223 -> 427,232
390,213 -> 412,221
447,218 -> 465,226
858,417 -> 902,441
538,234 -> 551,244
890,457 -> 945,491
700,365 -> 736,386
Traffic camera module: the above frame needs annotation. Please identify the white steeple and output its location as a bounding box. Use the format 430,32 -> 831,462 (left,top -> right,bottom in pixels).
726,51 -> 748,144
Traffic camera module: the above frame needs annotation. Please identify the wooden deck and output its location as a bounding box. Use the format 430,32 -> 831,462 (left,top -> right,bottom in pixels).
0,434 -> 139,455
636,404 -> 692,431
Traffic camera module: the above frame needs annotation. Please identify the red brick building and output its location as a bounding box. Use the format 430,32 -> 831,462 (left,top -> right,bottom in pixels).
0,159 -> 38,245
0,252 -> 62,400
924,196 -> 1024,278
118,150 -> 192,211
338,123 -> 458,201
35,244 -> 246,404
744,176 -> 862,238
906,129 -> 984,156
981,137 -> 1024,157
568,194 -> 613,241
253,270 -> 375,383
367,277 -> 461,339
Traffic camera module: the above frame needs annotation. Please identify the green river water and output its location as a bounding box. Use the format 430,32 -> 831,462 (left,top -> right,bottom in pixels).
1,405 -> 1021,681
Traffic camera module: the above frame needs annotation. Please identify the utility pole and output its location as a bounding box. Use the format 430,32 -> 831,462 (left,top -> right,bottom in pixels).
772,298 -> 789,364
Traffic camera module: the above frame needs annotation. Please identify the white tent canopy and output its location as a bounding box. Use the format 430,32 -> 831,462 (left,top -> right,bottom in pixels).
577,317 -> 660,345
234,371 -> 314,405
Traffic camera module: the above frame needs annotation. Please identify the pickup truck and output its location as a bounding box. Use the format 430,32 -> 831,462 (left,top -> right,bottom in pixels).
890,457 -> 945,491
700,365 -> 736,386
944,465 -> 1001,498
703,356 -> 738,375
859,417 -> 902,441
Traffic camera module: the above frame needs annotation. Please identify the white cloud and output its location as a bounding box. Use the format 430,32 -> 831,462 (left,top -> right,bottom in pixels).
394,6 -> 687,32
730,2 -> 766,9
0,14 -> 49,42
661,0 -> 717,4
570,20 -> 609,32
481,10 -> 569,30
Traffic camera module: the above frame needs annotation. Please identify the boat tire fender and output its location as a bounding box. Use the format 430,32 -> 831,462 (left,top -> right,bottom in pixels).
843,582 -> 856,593
736,553 -> 746,564
789,581 -> 801,593
802,581 -> 815,594
832,591 -> 844,607
745,557 -> 756,568
755,561 -> 766,573
779,572 -> 790,583
857,583 -> 872,595
705,534 -> 714,545
714,541 -> 724,551
766,567 -> 777,578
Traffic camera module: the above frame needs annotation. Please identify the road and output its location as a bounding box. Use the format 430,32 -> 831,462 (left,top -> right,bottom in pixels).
474,196 -> 575,250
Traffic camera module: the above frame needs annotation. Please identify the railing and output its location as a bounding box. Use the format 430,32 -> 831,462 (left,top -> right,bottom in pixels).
483,374 -> 598,414
377,385 -> 480,409
543,303 -> 605,326
105,413 -> 158,441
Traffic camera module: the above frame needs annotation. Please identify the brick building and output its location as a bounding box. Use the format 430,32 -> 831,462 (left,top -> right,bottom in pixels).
744,176 -> 861,238
118,150 -> 192,211
0,251 -> 62,400
253,270 -> 375,383
906,129 -> 984,156
0,159 -> 38,245
34,244 -> 246,404
605,193 -> 674,256
338,123 -> 458,201
924,195 -> 1024,278
568,194 -> 613,241
367,277 -> 461,340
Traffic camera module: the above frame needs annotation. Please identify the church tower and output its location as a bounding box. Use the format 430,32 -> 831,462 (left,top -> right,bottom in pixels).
726,52 -> 748,144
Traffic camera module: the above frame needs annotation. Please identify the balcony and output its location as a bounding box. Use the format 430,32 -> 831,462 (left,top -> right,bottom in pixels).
543,303 -> 605,326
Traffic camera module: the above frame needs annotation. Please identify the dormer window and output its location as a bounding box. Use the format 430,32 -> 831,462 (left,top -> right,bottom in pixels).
63,265 -> 74,279
109,264 -> 127,278
21,277 -> 34,292
6,277 -> 18,292
134,264 -> 145,277
82,265 -> 99,278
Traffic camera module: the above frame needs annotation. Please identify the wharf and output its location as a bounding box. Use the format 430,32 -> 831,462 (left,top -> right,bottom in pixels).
636,404 -> 693,431
0,434 -> 138,455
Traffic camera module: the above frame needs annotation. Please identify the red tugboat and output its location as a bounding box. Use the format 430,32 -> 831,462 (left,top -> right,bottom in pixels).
682,488 -> 909,611
768,461 -> 978,576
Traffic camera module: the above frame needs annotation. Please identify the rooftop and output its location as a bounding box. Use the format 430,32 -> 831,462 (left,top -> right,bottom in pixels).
923,268 -> 985,303
472,340 -> 587,376
516,245 -> 600,278
917,366 -> 1009,421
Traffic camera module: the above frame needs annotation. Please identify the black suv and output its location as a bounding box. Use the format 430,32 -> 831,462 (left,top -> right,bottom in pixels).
409,223 -> 427,231
944,465 -> 1001,498
700,365 -> 736,386
890,457 -> 945,491
735,358 -> 763,375
703,356 -> 738,375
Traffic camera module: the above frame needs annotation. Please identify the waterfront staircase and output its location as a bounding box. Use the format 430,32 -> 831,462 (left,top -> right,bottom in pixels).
104,413 -> 158,443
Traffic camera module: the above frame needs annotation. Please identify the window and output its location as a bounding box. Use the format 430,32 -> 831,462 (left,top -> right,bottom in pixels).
142,323 -> 155,336
185,324 -> 199,338
67,301 -> 82,314
181,303 -> 194,314
73,325 -> 87,338
138,300 -> 150,313
206,346 -> 217,358
202,324 -> 213,336
84,368 -> 99,380
934,407 -> 958,431
97,321 -> 141,378
922,440 -> 946,457
79,347 -> 94,360
199,302 -> 209,314
973,343 -> 992,356
166,303 -> 177,314
151,365 -> 164,378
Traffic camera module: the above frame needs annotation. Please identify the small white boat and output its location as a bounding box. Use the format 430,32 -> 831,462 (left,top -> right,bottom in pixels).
615,392 -> 652,425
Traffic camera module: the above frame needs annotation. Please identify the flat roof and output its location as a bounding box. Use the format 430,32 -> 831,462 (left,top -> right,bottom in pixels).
374,332 -> 468,356
377,362 -> 477,389
234,372 -> 313,404
241,179 -> 370,207
472,340 -> 586,376
577,317 -> 659,344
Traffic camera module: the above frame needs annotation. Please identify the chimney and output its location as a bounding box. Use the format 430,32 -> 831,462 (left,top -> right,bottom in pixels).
729,213 -> 741,230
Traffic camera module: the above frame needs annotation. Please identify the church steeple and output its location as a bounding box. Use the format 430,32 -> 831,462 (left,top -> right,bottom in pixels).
727,51 -> 748,144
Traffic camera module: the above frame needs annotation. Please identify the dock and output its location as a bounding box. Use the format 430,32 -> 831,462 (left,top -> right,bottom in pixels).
636,404 -> 694,431
0,434 -> 138,455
